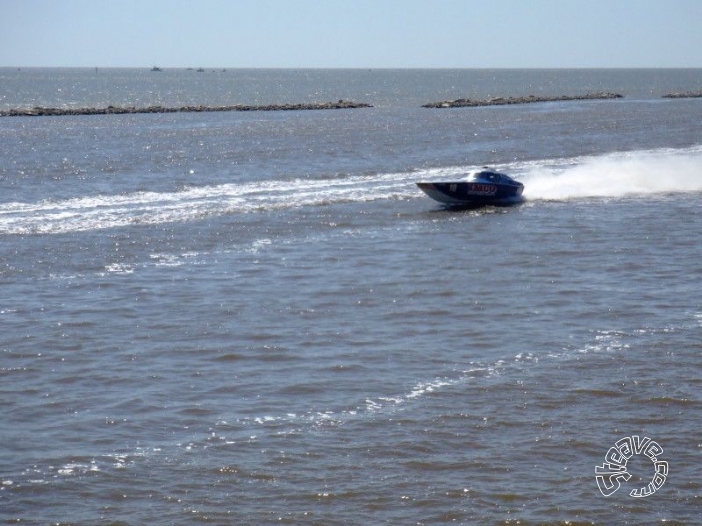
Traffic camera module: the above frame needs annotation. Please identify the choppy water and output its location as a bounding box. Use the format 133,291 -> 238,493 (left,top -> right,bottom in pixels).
1,68 -> 701,525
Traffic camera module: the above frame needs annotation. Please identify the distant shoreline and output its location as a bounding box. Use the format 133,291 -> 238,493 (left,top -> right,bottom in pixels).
0,100 -> 372,117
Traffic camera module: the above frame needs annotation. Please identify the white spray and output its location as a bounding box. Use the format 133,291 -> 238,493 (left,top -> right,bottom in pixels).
521,148 -> 702,201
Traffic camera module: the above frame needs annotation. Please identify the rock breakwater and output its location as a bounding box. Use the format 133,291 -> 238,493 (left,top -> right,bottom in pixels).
422,92 -> 624,108
0,100 -> 372,117
662,91 -> 702,99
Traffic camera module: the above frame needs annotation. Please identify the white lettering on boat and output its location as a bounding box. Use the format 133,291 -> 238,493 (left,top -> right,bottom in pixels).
466,184 -> 497,195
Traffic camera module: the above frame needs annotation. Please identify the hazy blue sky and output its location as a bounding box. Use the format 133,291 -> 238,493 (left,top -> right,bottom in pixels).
2,0 -> 701,68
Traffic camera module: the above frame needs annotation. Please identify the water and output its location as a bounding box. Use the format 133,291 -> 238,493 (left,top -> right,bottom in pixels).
1,68 -> 701,525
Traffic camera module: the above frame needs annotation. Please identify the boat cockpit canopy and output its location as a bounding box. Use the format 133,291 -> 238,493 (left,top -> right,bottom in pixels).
468,169 -> 516,184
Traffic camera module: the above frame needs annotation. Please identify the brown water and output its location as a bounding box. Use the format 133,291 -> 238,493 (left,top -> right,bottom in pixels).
1,68 -> 701,524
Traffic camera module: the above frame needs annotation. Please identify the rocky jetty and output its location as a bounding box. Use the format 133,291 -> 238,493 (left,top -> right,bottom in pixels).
662,91 -> 702,99
0,100 -> 372,117
422,92 -> 623,108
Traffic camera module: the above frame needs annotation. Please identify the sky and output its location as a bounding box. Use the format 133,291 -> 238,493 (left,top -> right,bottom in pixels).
1,0 -> 701,68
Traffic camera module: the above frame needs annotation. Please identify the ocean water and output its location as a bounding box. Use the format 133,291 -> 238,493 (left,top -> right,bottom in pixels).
1,68 -> 701,525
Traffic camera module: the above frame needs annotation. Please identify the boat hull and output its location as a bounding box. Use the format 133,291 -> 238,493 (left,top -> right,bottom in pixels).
416,181 -> 523,206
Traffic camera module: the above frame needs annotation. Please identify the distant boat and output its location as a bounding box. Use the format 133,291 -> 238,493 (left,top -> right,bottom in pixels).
197,68 -> 205,73
416,168 -> 524,207
151,66 -> 163,72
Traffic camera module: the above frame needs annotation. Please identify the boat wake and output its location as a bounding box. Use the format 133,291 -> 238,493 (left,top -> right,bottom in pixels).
0,174 -> 418,235
1,146 -> 700,235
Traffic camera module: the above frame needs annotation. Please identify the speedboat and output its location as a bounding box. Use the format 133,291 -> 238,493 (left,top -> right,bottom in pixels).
416,168 -> 524,207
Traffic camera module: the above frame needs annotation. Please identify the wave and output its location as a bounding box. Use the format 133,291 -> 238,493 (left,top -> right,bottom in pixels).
0,172 -> 420,234
1,146 -> 701,234
7,312 -> 698,490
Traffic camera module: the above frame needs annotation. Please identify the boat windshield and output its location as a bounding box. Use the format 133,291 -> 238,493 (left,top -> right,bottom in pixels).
469,170 -> 503,182
467,170 -> 521,185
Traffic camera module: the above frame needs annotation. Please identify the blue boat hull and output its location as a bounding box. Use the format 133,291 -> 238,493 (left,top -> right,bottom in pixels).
416,181 -> 524,207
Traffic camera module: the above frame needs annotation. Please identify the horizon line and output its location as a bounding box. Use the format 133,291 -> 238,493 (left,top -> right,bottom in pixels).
4,65 -> 702,70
